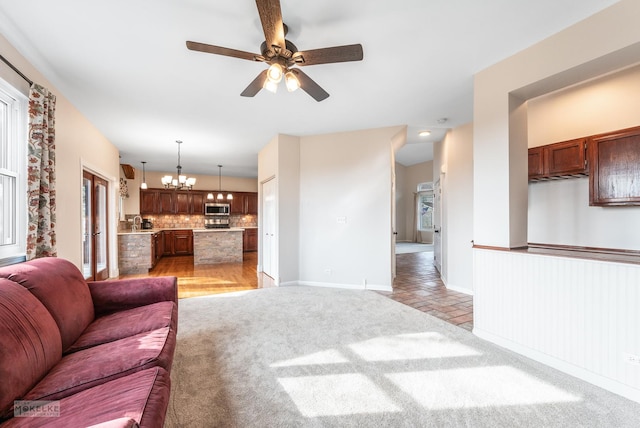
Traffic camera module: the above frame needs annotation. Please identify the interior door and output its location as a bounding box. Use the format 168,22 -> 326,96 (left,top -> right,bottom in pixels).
433,178 -> 442,273
261,178 -> 276,280
82,171 -> 109,281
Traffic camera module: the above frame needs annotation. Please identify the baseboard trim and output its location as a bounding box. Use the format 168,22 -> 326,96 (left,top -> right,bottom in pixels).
445,283 -> 473,295
296,280 -> 392,292
473,327 -> 640,404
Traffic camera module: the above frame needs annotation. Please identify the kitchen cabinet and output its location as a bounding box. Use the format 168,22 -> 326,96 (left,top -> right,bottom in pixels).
140,191 -> 157,215
243,228 -> 258,252
140,189 -> 206,215
162,230 -> 193,256
528,138 -> 588,181
191,192 -> 205,215
173,230 -> 193,255
589,126 -> 640,206
230,192 -> 258,215
157,190 -> 174,214
152,231 -> 163,266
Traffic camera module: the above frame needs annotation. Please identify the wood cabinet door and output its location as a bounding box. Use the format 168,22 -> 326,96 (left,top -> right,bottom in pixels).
157,191 -> 174,214
162,231 -> 174,256
246,192 -> 258,214
528,147 -> 544,180
153,232 -> 163,265
230,193 -> 245,214
191,192 -> 205,214
140,190 -> 157,214
243,228 -> 257,252
173,230 -> 193,255
589,126 -> 640,206
546,138 -> 587,176
174,192 -> 190,214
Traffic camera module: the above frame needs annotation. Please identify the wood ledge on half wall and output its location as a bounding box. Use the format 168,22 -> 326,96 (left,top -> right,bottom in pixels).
472,242 -> 640,265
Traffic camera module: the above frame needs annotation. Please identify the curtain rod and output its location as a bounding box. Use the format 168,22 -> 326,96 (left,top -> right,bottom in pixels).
0,53 -> 33,86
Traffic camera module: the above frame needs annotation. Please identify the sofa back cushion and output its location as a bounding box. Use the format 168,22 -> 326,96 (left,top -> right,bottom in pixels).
0,279 -> 62,416
0,257 -> 94,351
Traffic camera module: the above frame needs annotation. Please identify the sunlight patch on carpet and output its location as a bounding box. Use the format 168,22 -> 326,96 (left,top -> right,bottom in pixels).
271,349 -> 350,367
386,366 -> 582,409
278,374 -> 401,417
349,332 -> 482,361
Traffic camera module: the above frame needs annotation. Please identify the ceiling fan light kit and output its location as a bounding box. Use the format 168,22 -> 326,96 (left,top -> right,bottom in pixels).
186,0 -> 363,101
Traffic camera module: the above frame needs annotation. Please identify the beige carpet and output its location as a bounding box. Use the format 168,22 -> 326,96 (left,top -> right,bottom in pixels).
165,286 -> 640,427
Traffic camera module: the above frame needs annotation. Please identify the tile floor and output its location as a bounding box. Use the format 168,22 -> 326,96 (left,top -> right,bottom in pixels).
377,250 -> 474,331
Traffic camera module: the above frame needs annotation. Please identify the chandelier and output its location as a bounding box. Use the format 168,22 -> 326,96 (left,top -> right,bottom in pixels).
161,140 -> 196,190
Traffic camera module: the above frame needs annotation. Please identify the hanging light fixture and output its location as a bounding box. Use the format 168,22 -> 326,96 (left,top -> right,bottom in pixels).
140,161 -> 148,189
161,140 -> 196,190
209,165 -> 233,201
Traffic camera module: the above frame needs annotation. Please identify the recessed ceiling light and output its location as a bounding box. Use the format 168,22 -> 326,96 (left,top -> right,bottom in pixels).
418,130 -> 431,137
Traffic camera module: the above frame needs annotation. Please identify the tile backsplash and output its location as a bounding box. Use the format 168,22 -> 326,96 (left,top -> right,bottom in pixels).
120,214 -> 257,230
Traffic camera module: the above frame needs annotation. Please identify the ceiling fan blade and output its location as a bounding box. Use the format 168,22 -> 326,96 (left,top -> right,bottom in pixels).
293,44 -> 363,66
240,70 -> 269,97
292,69 -> 329,102
255,0 -> 286,53
186,41 -> 259,61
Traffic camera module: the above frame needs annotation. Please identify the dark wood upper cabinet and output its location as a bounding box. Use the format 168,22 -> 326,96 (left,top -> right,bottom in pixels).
589,126 -> 640,206
246,192 -> 258,215
174,192 -> 190,214
140,191 -> 157,214
528,147 -> 544,179
528,138 -> 587,181
191,192 -> 205,215
157,191 -> 174,214
546,138 -> 588,176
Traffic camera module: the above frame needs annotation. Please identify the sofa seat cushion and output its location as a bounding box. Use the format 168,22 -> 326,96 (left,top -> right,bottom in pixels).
0,279 -> 62,417
66,301 -> 177,354
0,257 -> 94,352
2,367 -> 171,428
23,326 -> 175,402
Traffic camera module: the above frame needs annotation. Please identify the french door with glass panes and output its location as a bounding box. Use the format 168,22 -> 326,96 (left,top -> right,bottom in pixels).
82,171 -> 108,280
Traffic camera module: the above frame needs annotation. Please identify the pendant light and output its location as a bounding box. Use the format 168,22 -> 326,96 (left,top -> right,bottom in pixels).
161,140 -> 196,190
210,165 -> 233,201
140,161 -> 148,190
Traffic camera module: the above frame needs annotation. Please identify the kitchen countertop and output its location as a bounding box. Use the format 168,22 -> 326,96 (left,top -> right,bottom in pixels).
118,227 -> 248,235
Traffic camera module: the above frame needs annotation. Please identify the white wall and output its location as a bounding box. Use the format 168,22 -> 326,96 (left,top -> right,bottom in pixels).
298,127 -> 403,290
0,34 -> 121,275
436,124 -> 474,294
527,64 -> 640,250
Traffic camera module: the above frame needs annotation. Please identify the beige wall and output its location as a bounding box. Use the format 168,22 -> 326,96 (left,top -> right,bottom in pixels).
394,161 -> 433,242
0,34 -> 120,274
472,0 -> 640,401
527,64 -> 640,250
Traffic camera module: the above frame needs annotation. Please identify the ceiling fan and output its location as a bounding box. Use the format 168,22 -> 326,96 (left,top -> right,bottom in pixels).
186,0 -> 363,102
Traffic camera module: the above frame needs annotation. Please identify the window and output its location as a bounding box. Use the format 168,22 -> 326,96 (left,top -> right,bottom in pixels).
0,78 -> 27,263
417,182 -> 434,232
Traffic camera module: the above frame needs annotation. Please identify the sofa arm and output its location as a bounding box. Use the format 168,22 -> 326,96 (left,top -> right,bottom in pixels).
88,276 -> 177,316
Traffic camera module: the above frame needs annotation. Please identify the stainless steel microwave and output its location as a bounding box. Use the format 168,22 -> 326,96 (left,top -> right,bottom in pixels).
204,203 -> 230,216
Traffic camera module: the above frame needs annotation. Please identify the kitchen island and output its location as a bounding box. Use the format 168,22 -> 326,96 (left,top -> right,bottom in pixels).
193,228 -> 244,265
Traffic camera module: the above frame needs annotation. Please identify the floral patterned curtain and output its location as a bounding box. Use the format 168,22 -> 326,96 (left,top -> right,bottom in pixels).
26,84 -> 57,260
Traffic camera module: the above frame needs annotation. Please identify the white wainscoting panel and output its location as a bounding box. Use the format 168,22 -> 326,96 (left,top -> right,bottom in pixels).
473,248 -> 640,402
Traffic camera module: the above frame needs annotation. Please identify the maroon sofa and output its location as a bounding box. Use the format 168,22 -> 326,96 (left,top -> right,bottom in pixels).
0,257 -> 178,427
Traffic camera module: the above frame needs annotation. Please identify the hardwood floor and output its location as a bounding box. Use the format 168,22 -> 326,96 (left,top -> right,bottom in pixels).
119,250 -> 473,331
118,252 -> 275,299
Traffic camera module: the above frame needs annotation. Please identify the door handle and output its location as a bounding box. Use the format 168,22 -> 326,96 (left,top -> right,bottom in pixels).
92,231 -> 101,236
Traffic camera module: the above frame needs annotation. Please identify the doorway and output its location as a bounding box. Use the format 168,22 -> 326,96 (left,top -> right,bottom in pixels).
261,177 -> 276,280
82,170 -> 109,280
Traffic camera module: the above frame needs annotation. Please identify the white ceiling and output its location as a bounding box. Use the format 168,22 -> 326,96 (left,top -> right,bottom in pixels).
0,0 -> 619,176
